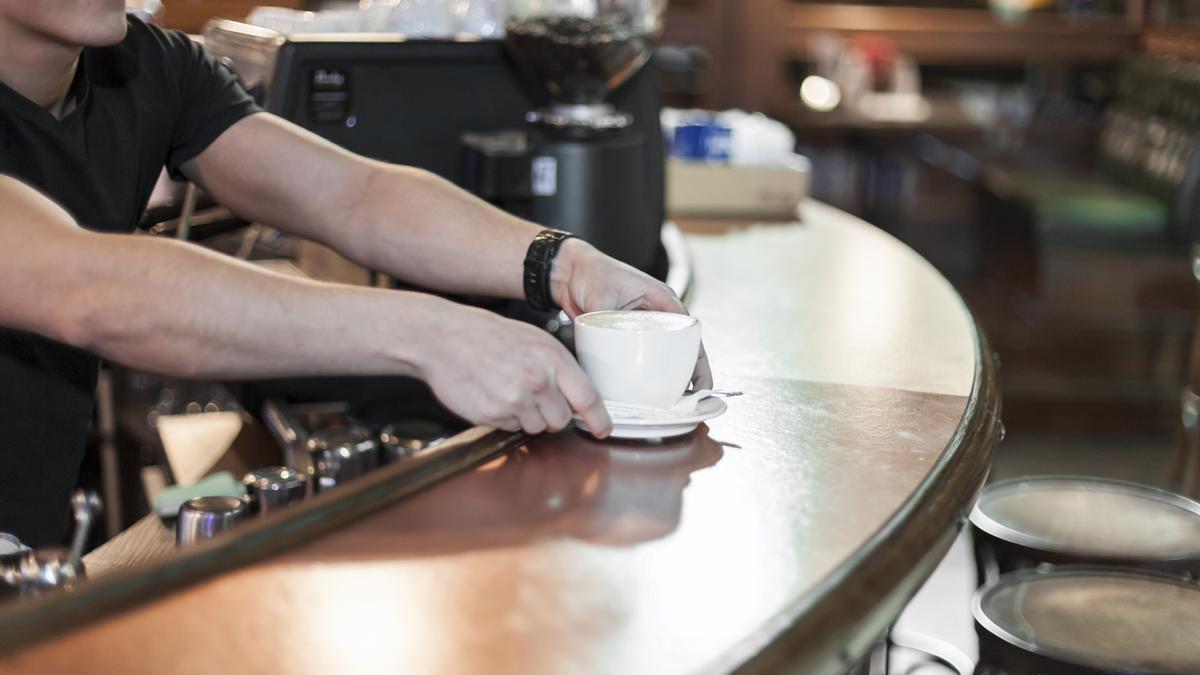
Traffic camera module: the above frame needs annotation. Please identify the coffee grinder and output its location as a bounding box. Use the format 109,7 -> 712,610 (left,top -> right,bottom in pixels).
462,1 -> 669,274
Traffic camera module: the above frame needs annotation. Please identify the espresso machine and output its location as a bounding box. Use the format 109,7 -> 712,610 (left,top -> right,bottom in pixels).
205,0 -> 669,275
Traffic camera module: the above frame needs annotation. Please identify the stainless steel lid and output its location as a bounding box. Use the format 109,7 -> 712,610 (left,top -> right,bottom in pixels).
974,567 -> 1200,674
242,466 -> 309,514
176,496 -> 248,545
242,465 -> 308,491
306,425 -> 376,453
306,425 -> 380,490
380,419 -> 450,461
970,476 -> 1200,560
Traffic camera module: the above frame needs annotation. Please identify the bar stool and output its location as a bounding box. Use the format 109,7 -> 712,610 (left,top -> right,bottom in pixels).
973,567 -> 1200,675
969,475 -> 1200,586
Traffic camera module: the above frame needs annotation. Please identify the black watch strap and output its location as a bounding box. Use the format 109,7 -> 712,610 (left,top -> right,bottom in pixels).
523,229 -> 574,312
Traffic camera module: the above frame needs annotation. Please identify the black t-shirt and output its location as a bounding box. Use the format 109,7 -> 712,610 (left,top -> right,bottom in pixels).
0,17 -> 260,546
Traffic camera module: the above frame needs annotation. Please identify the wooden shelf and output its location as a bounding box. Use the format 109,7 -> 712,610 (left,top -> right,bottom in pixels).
779,5 -> 1139,64
772,91 -> 986,137
164,0 -> 305,33
726,0 -> 1143,113
1143,25 -> 1200,60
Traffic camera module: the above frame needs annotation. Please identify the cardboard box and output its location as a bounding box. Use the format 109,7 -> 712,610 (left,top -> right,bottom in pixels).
666,156 -> 810,220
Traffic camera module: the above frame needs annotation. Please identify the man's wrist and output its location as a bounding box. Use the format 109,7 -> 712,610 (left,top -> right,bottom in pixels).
378,290 -> 448,379
523,229 -> 575,312
549,236 -> 585,311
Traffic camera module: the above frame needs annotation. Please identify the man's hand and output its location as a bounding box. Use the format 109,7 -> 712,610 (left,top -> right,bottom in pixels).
550,239 -> 713,390
416,299 -> 613,438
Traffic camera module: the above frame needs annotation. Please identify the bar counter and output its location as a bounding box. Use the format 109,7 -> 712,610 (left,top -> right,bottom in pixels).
0,200 -> 1000,674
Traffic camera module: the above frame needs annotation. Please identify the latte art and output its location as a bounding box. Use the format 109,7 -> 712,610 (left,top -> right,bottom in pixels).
576,310 -> 697,332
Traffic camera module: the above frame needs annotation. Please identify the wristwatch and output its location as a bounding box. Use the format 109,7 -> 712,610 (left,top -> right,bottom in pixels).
523,229 -> 575,312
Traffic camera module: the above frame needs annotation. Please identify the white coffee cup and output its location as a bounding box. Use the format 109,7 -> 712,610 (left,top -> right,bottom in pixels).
574,310 -> 701,410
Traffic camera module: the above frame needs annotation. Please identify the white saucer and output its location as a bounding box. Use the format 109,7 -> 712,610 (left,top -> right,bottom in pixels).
574,397 -> 728,439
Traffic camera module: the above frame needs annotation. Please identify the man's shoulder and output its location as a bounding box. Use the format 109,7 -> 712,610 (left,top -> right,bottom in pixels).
87,16 -> 200,88
123,15 -> 199,55
116,16 -> 203,66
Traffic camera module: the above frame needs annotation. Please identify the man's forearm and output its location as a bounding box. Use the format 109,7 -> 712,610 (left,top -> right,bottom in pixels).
330,163 -> 547,298
58,231 -> 448,380
0,172 -> 441,382
185,115 -> 550,301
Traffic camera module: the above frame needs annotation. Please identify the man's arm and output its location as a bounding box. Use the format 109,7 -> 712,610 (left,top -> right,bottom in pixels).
0,175 -> 610,435
181,112 -> 539,299
183,112 -> 712,387
0,175 -> 429,379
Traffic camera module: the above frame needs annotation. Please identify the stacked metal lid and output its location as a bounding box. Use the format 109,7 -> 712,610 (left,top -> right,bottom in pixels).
975,567 -> 1200,674
971,476 -> 1200,574
969,476 -> 1200,674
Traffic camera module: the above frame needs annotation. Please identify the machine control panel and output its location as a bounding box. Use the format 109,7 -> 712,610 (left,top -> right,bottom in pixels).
308,67 -> 351,125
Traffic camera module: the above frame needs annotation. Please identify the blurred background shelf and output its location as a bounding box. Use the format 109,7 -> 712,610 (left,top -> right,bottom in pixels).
163,0 -> 304,33
663,0 -> 1144,112
1144,25 -> 1200,59
778,5 -> 1138,63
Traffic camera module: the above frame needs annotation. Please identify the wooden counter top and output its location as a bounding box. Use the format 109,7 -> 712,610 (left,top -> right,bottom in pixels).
0,200 -> 999,674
